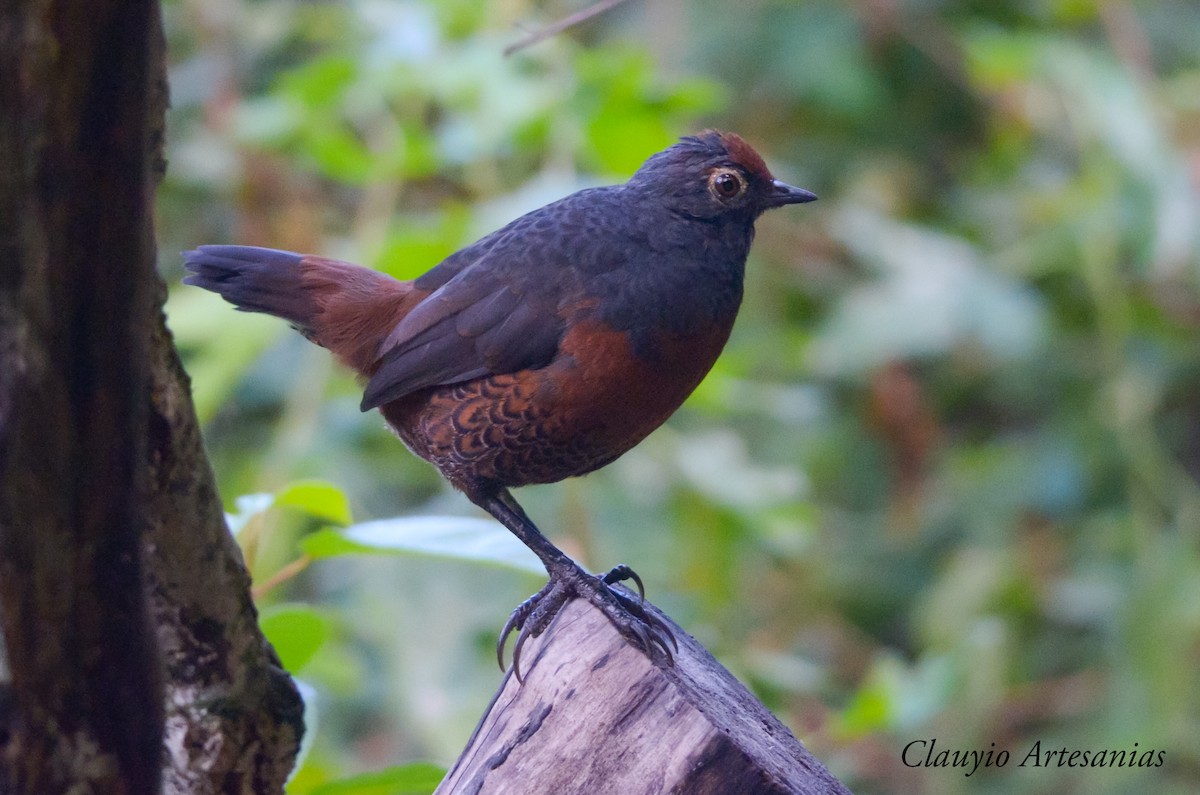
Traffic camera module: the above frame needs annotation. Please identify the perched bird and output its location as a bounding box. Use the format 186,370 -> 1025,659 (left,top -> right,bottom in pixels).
184,131 -> 816,677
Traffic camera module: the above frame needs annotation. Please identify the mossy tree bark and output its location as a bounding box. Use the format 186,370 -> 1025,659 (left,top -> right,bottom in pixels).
0,1 -> 303,792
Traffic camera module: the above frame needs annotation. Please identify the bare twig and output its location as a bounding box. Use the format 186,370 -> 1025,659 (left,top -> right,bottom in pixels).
252,554 -> 313,600
505,0 -> 632,57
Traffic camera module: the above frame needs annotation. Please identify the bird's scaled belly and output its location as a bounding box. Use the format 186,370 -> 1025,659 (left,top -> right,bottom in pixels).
396,376 -> 654,488
385,321 -> 731,489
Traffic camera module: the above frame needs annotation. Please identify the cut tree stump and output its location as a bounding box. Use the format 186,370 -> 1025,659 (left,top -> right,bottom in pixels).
436,594 -> 852,795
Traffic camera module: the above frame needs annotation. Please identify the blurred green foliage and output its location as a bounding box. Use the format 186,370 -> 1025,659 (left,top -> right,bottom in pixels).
160,0 -> 1200,792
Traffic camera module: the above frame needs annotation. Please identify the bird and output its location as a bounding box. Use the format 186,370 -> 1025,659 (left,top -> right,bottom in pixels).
183,130 -> 816,678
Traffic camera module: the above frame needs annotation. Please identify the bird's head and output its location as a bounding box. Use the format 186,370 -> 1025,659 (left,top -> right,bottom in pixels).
628,130 -> 816,221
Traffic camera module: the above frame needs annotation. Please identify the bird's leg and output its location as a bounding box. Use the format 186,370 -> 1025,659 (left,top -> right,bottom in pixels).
475,486 -> 676,681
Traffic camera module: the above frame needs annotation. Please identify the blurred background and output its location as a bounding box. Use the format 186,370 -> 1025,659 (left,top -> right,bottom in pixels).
159,0 -> 1200,792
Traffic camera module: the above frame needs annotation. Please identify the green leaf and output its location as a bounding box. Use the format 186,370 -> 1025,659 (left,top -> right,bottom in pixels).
303,122 -> 375,183
963,28 -> 1042,89
375,207 -> 472,280
836,654 -> 952,737
259,604 -> 334,672
301,516 -> 544,575
309,763 -> 445,795
166,289 -> 285,424
278,55 -> 359,108
276,480 -> 353,526
234,95 -> 306,145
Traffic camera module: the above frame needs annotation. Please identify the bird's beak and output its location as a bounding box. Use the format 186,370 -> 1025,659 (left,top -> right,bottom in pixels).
768,180 -> 818,207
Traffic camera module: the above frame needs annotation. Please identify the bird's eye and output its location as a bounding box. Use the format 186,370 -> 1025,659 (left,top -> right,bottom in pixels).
709,169 -> 746,202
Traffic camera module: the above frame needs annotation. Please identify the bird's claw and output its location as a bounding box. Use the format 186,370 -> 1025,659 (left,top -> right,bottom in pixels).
496,590 -> 541,673
602,563 -> 645,603
497,577 -> 573,683
606,581 -> 678,658
497,564 -> 678,682
602,563 -> 677,660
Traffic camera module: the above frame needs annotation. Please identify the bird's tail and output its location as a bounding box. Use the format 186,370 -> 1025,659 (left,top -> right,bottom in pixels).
182,245 -> 417,376
183,246 -> 317,329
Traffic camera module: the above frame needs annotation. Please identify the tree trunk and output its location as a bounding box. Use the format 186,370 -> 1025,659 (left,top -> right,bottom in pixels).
437,597 -> 852,795
0,1 -> 303,792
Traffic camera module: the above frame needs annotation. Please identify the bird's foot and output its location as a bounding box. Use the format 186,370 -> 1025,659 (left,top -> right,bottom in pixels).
497,563 -> 678,682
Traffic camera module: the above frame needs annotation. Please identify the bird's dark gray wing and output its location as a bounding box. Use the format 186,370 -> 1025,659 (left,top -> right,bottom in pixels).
360,265 -> 566,410
359,187 -> 631,411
